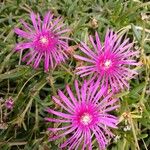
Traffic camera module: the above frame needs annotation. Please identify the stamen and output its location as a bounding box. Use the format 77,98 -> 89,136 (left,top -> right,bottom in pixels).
80,113 -> 92,125
104,59 -> 112,68
40,36 -> 48,44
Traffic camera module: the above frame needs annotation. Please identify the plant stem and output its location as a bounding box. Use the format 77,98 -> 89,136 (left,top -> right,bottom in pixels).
129,115 -> 140,150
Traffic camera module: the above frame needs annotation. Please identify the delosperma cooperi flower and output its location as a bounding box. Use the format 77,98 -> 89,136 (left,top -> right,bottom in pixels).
14,11 -> 70,71
5,98 -> 14,110
45,80 -> 119,150
74,29 -> 140,92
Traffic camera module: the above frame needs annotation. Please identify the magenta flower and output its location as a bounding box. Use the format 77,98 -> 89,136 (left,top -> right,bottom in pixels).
14,11 -> 70,71
5,98 -> 14,110
74,29 -> 140,91
45,80 -> 119,150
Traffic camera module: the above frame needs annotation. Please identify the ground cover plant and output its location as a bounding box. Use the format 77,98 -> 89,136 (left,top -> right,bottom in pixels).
0,0 -> 150,150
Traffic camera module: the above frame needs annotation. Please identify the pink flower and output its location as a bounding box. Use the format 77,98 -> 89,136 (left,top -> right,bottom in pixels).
5,98 -> 14,110
45,80 -> 119,150
14,11 -> 70,71
74,29 -> 140,91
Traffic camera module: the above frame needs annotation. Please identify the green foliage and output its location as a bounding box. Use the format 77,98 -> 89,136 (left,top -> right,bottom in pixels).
0,0 -> 150,149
